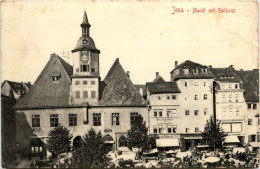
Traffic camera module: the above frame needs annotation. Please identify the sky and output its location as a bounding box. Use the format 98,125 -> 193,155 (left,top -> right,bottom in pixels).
1,1 -> 258,85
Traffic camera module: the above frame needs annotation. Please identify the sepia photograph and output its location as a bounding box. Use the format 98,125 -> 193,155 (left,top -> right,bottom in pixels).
1,0 -> 259,168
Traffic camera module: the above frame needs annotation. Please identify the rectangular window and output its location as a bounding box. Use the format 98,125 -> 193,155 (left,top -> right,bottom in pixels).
194,110 -> 199,115
75,91 -> 80,99
232,123 -> 242,133
154,127 -> 157,134
168,126 -> 172,133
91,81 -> 95,85
93,113 -> 101,126
50,114 -> 59,127
185,81 -> 188,87
159,110 -> 162,117
253,104 -> 257,109
194,95 -> 198,100
228,84 -> 232,89
204,82 -> 206,86
81,64 -> 89,72
154,110 -> 157,117
69,114 -> 77,126
172,95 -> 176,99
222,109 -> 226,117
204,108 -> 208,115
185,94 -> 189,100
159,127 -> 162,133
112,113 -> 120,126
172,126 -> 177,133
91,68 -> 95,73
235,109 -> 240,117
167,110 -> 171,117
258,119 -> 260,125
83,81 -> 87,85
248,119 -> 253,125
185,110 -> 190,115
130,112 -> 139,125
32,115 -> 40,127
195,127 -> 199,132
75,81 -> 80,85
229,94 -> 232,102
222,94 -> 226,102
91,91 -> 96,98
248,104 -> 251,109
83,91 -> 88,98
76,68 -> 79,72
235,84 -> 238,89
204,94 -> 208,100
186,128 -> 189,133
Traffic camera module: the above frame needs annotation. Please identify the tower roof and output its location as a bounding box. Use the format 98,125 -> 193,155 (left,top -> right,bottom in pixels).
81,11 -> 91,27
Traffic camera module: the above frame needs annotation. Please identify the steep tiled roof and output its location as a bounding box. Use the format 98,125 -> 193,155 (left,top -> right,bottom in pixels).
98,59 -> 146,106
237,70 -> 259,102
210,67 -> 242,83
171,60 -> 214,80
14,54 -> 73,109
4,81 -> 26,93
146,78 -> 181,94
171,60 -> 207,73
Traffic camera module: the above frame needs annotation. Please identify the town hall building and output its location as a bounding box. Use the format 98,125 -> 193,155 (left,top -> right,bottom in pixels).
14,11 -> 148,157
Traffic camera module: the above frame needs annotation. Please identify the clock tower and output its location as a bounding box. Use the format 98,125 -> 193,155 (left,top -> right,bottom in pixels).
69,11 -> 100,105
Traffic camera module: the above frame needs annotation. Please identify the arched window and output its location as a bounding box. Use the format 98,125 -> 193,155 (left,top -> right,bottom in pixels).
103,135 -> 114,143
119,135 -> 127,147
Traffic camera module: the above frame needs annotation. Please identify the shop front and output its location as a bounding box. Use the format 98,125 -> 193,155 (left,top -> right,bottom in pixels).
180,133 -> 203,151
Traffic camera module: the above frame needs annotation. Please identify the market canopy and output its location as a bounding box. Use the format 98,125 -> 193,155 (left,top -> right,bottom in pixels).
203,157 -> 220,163
249,142 -> 260,148
156,139 -> 179,147
143,148 -> 158,155
224,136 -> 240,143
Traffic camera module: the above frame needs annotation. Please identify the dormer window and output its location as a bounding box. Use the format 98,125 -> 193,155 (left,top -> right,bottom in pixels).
203,68 -> 207,73
52,76 -> 60,81
193,69 -> 197,73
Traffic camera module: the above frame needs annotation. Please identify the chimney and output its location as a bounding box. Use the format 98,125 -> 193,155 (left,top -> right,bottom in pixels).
229,65 -> 233,68
175,61 -> 178,68
28,82 -> 31,85
127,71 -> 130,78
209,65 -> 212,68
50,53 -> 56,57
156,72 -> 159,80
240,69 -> 243,71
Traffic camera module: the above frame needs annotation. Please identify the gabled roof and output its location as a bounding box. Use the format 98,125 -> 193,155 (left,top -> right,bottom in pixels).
146,79 -> 181,94
170,60 -> 207,73
210,67 -> 242,83
14,54 -> 73,109
98,58 -> 146,106
237,69 -> 259,102
171,60 -> 214,80
2,80 -> 26,93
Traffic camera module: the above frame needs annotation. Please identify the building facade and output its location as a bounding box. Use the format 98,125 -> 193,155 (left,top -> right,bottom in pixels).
15,12 -> 148,158
237,69 -> 260,144
210,66 -> 246,146
170,60 -> 215,151
146,73 -> 181,150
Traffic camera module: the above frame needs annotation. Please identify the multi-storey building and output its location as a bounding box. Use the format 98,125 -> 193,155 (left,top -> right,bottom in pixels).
210,66 -> 246,146
170,60 -> 215,151
146,73 -> 181,150
15,12 -> 147,158
237,69 -> 259,144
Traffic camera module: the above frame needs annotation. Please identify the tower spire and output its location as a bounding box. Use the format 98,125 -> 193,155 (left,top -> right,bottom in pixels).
81,11 -> 91,37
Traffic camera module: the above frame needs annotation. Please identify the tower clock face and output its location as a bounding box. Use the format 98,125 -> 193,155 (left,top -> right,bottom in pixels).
82,39 -> 88,45
80,51 -> 90,63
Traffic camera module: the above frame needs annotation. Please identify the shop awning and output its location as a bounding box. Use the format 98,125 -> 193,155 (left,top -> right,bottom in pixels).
156,139 -> 179,147
249,142 -> 260,148
197,145 -> 209,148
224,136 -> 240,143
104,141 -> 115,144
184,137 -> 203,140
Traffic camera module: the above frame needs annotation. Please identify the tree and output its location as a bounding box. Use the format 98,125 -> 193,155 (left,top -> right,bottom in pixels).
2,141 -> 17,168
127,114 -> 148,158
46,126 -> 73,160
71,128 -> 111,168
201,117 -> 228,150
